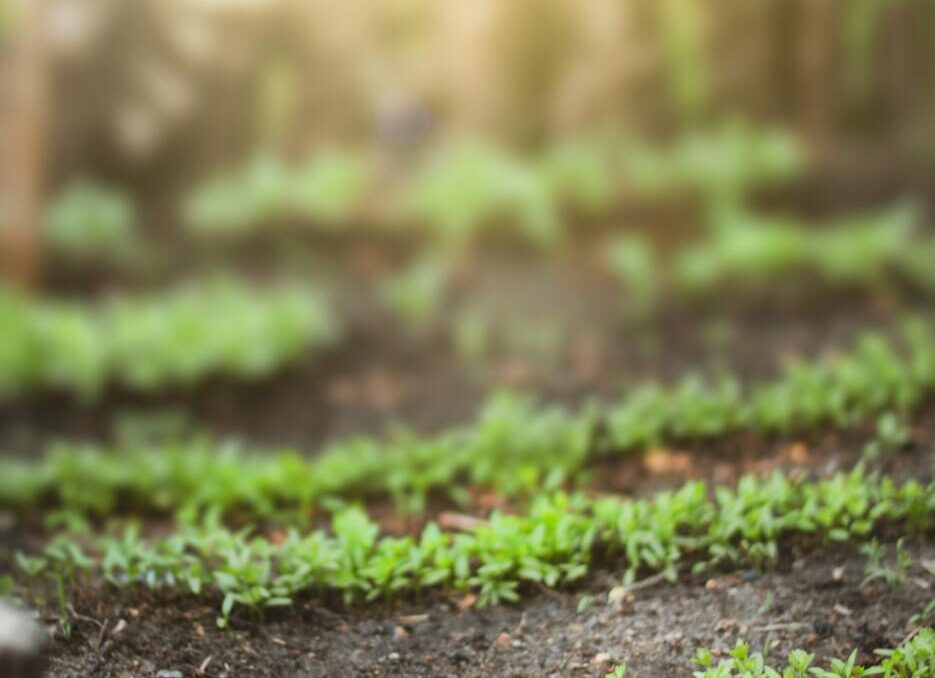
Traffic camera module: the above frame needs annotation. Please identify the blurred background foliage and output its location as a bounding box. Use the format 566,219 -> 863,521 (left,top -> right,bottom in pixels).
8,0 -> 935,203
2,0 -> 935,412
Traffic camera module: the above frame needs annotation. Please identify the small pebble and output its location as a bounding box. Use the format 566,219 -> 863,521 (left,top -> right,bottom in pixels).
156,671 -> 183,678
607,586 -> 631,610
0,603 -> 46,678
388,652 -> 400,661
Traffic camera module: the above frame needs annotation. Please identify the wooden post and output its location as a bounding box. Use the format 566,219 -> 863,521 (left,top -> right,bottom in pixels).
797,0 -> 835,161
1,0 -> 47,291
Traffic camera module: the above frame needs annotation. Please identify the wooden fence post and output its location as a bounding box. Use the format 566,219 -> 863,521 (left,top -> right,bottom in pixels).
1,0 -> 48,291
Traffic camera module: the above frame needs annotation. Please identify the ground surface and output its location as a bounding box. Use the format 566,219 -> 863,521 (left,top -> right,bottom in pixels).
4,246 -> 935,677
42,540 -> 935,678
14,412 -> 934,677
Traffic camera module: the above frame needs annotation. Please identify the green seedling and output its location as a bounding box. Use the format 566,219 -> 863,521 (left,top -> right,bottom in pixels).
623,121 -> 804,213
861,538 -> 912,589
44,180 -> 138,265
689,629 -> 935,676
606,235 -> 659,318
864,412 -> 911,461
185,149 -> 372,238
870,627 -> 935,676
909,599 -> 935,630
381,256 -> 448,332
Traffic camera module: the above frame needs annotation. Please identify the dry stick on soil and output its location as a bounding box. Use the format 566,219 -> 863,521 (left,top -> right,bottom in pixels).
626,571 -> 670,592
438,512 -> 489,532
82,617 -> 127,676
750,621 -> 811,633
195,654 -> 213,677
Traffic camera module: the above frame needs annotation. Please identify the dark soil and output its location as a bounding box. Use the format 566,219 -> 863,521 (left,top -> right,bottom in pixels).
587,386 -> 935,500
41,539 -> 935,678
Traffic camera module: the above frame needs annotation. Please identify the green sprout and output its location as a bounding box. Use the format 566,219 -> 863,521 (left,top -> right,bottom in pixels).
44,180 -> 138,265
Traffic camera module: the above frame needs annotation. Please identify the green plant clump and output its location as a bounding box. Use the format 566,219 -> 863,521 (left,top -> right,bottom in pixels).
44,180 -> 138,265
0,278 -> 337,399
604,203 -> 930,317
541,133 -> 619,214
673,204 -> 923,296
606,319 -> 933,446
400,138 -> 563,249
605,234 -> 660,317
185,150 -> 371,238
622,121 -> 805,212
380,255 -> 448,332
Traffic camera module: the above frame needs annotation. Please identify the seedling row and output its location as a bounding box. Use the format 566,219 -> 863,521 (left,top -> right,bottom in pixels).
11,467 -> 932,629
3,321 -> 932,521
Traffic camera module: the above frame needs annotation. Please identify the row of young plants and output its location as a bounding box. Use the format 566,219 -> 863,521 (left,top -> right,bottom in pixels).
693,630 -> 935,678
47,127 -> 929,332
184,133 -> 633,248
673,204 -> 932,295
2,320 -> 933,519
12,467 -> 934,627
46,121 -> 804,261
606,202 -> 935,315
0,277 -> 337,400
186,120 -> 805,248
378,196 -> 930,334
621,119 -> 803,214
184,149 -> 371,239
603,627 -> 935,678
44,181 -> 139,268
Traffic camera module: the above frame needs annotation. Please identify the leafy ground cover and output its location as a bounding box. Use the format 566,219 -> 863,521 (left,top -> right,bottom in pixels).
9,467 -> 933,629
2,320 -> 932,521
0,278 -> 337,400
6,307 -> 933,675
40,123 -> 800,256
607,203 -> 935,308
